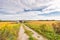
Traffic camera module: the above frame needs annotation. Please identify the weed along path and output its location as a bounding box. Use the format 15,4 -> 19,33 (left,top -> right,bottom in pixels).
17,24 -> 48,40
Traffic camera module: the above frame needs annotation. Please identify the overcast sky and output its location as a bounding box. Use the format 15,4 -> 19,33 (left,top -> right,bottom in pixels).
0,0 -> 60,20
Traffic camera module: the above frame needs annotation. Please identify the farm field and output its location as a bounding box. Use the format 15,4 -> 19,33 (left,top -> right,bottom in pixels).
0,20 -> 60,40
0,21 -> 20,40
24,20 -> 60,40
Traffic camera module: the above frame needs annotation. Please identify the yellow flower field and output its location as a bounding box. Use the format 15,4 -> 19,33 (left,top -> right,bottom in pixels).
0,22 -> 20,40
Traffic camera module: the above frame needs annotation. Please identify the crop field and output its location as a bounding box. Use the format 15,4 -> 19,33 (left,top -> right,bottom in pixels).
24,20 -> 60,40
0,20 -> 60,40
0,21 -> 20,40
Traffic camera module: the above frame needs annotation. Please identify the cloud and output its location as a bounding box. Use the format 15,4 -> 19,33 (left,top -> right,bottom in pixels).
39,11 -> 60,16
0,0 -> 60,20
0,0 -> 52,13
0,11 -> 60,20
42,0 -> 60,13
0,11 -> 45,20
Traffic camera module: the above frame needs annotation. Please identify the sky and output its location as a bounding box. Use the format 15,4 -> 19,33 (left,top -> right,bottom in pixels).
0,0 -> 60,20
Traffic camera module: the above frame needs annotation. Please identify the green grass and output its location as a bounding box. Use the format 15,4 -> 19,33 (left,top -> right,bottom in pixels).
29,36 -> 37,40
24,21 -> 60,40
24,27 -> 37,40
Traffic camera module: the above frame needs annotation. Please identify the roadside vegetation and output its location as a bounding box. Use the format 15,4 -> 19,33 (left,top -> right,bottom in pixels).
0,22 -> 20,40
24,27 -> 37,40
0,20 -> 60,40
24,21 -> 60,40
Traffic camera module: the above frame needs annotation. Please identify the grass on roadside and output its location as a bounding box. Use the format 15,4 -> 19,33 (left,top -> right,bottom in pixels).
24,21 -> 60,40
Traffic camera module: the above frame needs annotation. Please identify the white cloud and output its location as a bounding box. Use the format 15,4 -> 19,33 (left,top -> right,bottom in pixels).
0,0 -> 52,14
42,0 -> 60,13
0,11 -> 60,20
0,14 -> 60,20
0,0 -> 60,20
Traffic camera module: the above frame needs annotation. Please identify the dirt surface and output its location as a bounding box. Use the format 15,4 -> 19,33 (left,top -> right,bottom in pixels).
17,24 -> 48,40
